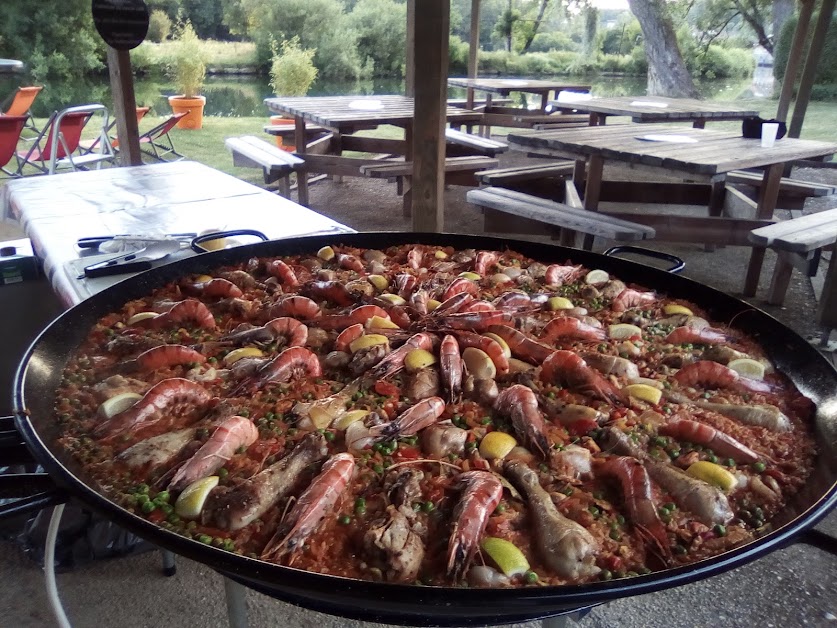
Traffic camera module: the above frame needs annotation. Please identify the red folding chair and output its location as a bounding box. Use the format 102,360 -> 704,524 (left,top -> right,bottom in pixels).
0,115 -> 28,177
16,104 -> 114,175
137,112 -> 187,162
82,105 -> 151,153
1,86 -> 43,134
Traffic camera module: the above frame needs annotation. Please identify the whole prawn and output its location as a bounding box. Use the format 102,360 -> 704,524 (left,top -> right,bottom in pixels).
192,278 -> 243,299
269,295 -> 322,320
440,277 -> 480,301
540,350 -> 625,405
446,471 -> 503,581
130,344 -> 206,371
433,310 -> 516,332
439,335 -> 464,403
367,332 -> 434,380
659,418 -> 761,464
222,317 -> 308,348
261,453 -> 356,564
495,384 -> 551,458
302,280 -> 355,306
430,292 -> 475,316
542,316 -> 606,342
673,361 -> 772,394
487,324 -> 554,365
474,251 -> 498,276
345,397 -> 445,452
665,326 -> 732,345
544,264 -> 583,286
337,253 -> 364,273
451,331 -> 509,375
611,288 -> 656,313
313,305 -> 390,331
231,346 -> 321,394
266,260 -> 300,287
149,299 -> 216,330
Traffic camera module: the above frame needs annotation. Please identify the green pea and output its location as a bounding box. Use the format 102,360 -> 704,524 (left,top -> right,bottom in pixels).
218,468 -> 229,479
588,506 -> 600,517
324,430 -> 336,442
223,539 -> 236,551
663,502 -> 676,512
198,534 -> 213,544
609,529 -> 621,541
494,504 -> 507,514
752,461 -> 766,473
155,491 -> 170,503
673,544 -> 688,555
136,483 -> 150,494
707,454 -> 718,464
524,571 -> 539,584
616,514 -> 626,525
355,497 -> 366,509
141,501 -> 156,514
421,501 -> 434,513
372,464 -> 384,474
713,524 -> 727,537
600,569 -> 613,581
160,503 -> 174,515
338,515 -> 352,525
724,458 -> 736,468
136,494 -> 150,505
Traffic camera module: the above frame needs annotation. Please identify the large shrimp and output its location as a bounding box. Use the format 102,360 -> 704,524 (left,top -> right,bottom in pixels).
266,259 -> 300,288
221,317 -> 308,348
540,350 -> 625,405
493,292 -> 531,311
487,324 -> 554,365
504,460 -> 600,579
544,264 -> 583,286
434,310 -> 516,332
314,305 -> 391,331
446,471 -> 503,581
441,277 -> 480,301
494,385 -> 551,458
131,344 -> 207,371
395,273 -> 418,298
665,326 -> 732,345
659,418 -> 761,464
367,332 -> 434,380
269,296 -> 322,320
474,251 -> 498,276
191,278 -> 243,299
231,346 -> 321,394
94,378 -> 211,441
439,335 -> 464,403
150,299 -> 216,330
431,292 -> 475,316
302,280 -> 355,306
612,288 -> 657,313
337,253 -> 364,273
580,353 -> 639,380
673,361 -> 772,394
452,332 -> 509,375
261,453 -> 356,564
542,316 -> 606,343
345,397 -> 445,452
460,300 -> 495,313
168,416 -> 258,491
407,247 -> 424,270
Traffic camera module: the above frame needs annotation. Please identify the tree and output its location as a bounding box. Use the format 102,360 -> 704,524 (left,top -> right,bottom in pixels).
494,2 -> 521,51
520,0 -> 555,53
349,0 -> 407,76
627,0 -> 699,96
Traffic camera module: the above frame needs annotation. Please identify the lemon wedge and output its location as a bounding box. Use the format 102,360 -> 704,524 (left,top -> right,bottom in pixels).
366,315 -> 400,330
223,347 -> 264,366
174,476 -> 220,519
332,409 -> 369,431
546,296 -> 574,311
435,250 -> 449,259
367,275 -> 389,291
126,311 -> 160,325
663,304 -> 694,316
405,348 -> 437,372
481,537 -> 530,577
479,432 -> 517,459
463,347 -> 496,379
194,274 -> 214,283
584,269 -> 610,285
686,461 -> 738,492
99,392 -> 142,419
349,334 -> 389,353
727,358 -> 766,380
483,333 -> 512,358
426,299 -> 442,312
458,272 -> 481,280
200,237 -> 227,251
379,293 -> 407,306
317,246 -> 335,261
624,383 -> 663,405
609,323 -> 642,340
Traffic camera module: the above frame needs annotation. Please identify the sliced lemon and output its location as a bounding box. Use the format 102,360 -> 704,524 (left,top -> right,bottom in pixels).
479,432 -> 517,459
308,404 -> 341,430
458,271 -> 481,280
434,250 -> 449,259
628,377 -> 664,390
317,246 -> 335,261
99,392 -> 142,419
200,237 -> 227,251
332,409 -> 370,431
663,303 -> 694,316
483,333 -> 512,359
367,274 -> 389,291
174,476 -> 220,519
584,269 -> 610,285
686,461 -> 738,492
481,537 -> 530,577
624,383 -> 663,405
223,347 -> 264,366
462,347 -> 496,380
426,298 -> 442,312
405,348 -> 437,372
126,311 -> 160,325
609,323 -> 642,340
378,293 -> 407,306
349,334 -> 389,353
727,358 -> 766,380
194,274 -> 214,283
366,315 -> 400,330
546,296 -> 574,311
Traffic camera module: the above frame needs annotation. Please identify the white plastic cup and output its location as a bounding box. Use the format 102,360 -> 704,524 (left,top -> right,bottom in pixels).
761,123 -> 779,148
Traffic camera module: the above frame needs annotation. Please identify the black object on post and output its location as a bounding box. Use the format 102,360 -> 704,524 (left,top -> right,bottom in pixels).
742,116 -> 788,140
91,0 -> 150,51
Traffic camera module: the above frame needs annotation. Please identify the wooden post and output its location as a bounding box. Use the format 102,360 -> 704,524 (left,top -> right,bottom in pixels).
788,0 -> 836,137
106,47 -> 142,166
466,0 -> 481,108
405,0 -> 416,97
411,0 -> 450,232
775,0 -> 814,122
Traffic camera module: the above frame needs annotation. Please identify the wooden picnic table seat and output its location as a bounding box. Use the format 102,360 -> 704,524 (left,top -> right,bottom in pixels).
447,97 -> 512,109
750,210 -> 837,334
476,161 -> 574,185
727,169 -> 837,200
360,156 -> 498,186
263,123 -> 328,138
468,185 -> 655,248
225,135 -> 304,199
445,128 -> 508,157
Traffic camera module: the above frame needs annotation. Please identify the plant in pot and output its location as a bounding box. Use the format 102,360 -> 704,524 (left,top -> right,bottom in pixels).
268,37 -> 318,150
167,21 -> 207,130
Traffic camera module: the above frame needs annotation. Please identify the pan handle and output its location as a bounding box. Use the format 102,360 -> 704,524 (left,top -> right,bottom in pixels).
796,528 -> 837,557
603,246 -> 686,274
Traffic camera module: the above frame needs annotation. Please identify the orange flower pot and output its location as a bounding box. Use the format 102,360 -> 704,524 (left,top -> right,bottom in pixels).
168,95 -> 206,130
269,115 -> 296,151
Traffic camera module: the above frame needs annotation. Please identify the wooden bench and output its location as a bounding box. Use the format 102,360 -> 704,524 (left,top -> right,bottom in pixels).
750,210 -> 837,334
445,128 -> 508,157
476,161 -> 574,185
360,156 -> 498,184
447,98 -> 512,109
468,185 -> 656,248
727,169 -> 837,202
225,136 -> 305,198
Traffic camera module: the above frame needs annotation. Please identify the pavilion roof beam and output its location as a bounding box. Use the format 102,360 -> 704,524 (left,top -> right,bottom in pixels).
775,0 -> 815,122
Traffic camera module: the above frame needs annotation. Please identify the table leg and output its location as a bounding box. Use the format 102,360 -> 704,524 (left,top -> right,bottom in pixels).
692,119 -> 706,129
223,577 -> 249,628
744,163 -> 783,296
294,117 -> 309,207
581,154 -> 604,251
540,91 -> 549,113
481,93 -> 494,138
704,176 -> 726,252
403,124 -> 414,216
818,248 -> 837,330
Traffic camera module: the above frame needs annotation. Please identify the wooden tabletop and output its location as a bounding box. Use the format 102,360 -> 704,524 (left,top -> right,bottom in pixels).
265,95 -> 481,128
508,125 -> 837,175
548,96 -> 759,122
447,78 -> 591,95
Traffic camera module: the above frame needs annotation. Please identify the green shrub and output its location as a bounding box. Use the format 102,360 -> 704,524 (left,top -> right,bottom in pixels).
349,0 -> 406,77
776,11 -> 837,90
167,22 -> 207,97
448,35 -> 470,74
148,9 -> 172,42
689,44 -> 754,79
527,31 -> 578,53
598,54 -> 634,73
269,37 -> 318,96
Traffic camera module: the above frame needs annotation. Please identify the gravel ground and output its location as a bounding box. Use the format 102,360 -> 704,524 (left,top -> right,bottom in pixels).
1,148 -> 835,627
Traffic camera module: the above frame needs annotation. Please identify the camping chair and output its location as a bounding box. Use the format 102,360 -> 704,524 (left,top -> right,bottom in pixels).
81,105 -> 151,153
0,115 -> 28,177
16,104 -> 115,175
136,112 -> 187,162
0,86 -> 44,134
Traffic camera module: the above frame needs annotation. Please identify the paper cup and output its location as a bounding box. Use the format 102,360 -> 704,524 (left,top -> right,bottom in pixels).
761,123 -> 779,148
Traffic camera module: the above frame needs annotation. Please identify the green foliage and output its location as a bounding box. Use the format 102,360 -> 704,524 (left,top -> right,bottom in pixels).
677,26 -> 754,79
601,19 -> 643,56
180,0 -> 231,40
493,7 -> 521,51
167,22 -> 207,97
349,0 -> 406,77
775,11 -> 837,92
148,10 -> 173,43
448,36 -> 471,75
0,0 -> 104,80
527,32 -> 578,53
773,13 -> 797,81
269,37 -> 318,96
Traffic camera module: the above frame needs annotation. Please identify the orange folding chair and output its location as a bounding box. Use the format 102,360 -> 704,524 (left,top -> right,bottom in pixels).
1,86 -> 44,134
82,105 -> 151,153
137,112 -> 187,162
0,115 -> 28,177
16,104 -> 114,175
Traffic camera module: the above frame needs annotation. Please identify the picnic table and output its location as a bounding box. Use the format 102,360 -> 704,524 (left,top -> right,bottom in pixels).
508,125 -> 837,296
551,95 -> 760,128
264,95 -> 483,208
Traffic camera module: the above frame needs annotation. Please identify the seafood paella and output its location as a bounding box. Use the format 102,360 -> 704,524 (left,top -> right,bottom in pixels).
54,244 -> 816,587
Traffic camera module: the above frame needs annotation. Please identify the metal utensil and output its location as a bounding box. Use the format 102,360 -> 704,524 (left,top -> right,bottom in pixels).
82,240 -> 182,278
